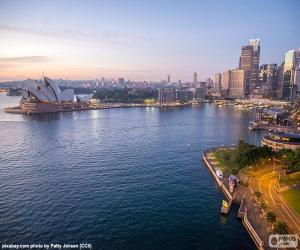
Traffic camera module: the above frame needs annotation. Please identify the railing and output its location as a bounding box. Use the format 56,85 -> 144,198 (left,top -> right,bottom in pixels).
202,152 -> 233,200
238,194 -> 245,218
243,212 -> 264,250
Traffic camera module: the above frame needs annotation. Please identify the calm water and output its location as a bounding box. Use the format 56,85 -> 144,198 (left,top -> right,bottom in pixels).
0,93 -> 265,249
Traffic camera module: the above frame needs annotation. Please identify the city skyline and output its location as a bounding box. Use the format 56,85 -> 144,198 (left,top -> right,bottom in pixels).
0,0 -> 299,82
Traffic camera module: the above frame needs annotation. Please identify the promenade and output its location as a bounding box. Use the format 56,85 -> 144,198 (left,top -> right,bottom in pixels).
203,148 -> 267,250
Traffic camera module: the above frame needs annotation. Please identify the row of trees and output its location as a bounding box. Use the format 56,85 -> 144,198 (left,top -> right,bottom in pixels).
233,140 -> 300,172
92,88 -> 158,103
276,148 -> 300,171
254,191 -> 289,234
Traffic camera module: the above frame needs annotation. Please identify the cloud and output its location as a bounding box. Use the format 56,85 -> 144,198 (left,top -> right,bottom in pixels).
0,24 -> 154,46
0,56 -> 52,63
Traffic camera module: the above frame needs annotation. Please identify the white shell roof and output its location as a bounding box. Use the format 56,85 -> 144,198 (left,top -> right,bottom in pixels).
23,76 -> 74,103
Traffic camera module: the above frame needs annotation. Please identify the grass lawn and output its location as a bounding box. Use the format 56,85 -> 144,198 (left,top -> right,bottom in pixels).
281,171 -> 300,186
282,189 -> 300,216
213,148 -> 239,175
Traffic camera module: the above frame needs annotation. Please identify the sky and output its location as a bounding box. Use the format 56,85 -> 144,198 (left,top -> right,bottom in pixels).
0,0 -> 299,82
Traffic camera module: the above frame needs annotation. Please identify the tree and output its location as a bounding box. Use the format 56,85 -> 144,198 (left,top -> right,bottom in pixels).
266,211 -> 276,224
254,191 -> 263,200
273,221 -> 289,234
260,200 -> 268,210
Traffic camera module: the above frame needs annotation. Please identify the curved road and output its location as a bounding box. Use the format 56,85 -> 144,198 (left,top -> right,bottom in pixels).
250,167 -> 300,237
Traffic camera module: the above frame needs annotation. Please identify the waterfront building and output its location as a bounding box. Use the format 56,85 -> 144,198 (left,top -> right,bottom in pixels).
262,132 -> 300,151
229,69 -> 245,98
176,89 -> 194,101
158,87 -> 176,104
214,73 -> 222,94
193,72 -> 197,84
221,70 -> 231,96
18,77 -> 90,114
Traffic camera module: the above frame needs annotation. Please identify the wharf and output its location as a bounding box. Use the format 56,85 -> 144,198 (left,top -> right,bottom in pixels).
4,102 -> 193,115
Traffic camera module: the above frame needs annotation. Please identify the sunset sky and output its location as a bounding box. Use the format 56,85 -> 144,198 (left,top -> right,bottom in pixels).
0,0 -> 299,82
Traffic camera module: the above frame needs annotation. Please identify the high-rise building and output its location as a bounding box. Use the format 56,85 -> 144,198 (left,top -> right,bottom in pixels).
193,72 -> 197,84
239,45 -> 253,95
221,70 -> 231,96
282,49 -> 300,101
239,39 -> 260,95
206,78 -> 213,88
277,63 -> 284,99
214,73 -> 222,94
258,64 -> 277,97
249,39 -> 260,92
229,69 -> 245,98
167,74 -> 171,83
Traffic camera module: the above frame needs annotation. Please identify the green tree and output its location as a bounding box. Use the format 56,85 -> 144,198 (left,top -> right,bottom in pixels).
273,221 -> 289,234
254,191 -> 263,200
260,200 -> 268,210
266,211 -> 276,224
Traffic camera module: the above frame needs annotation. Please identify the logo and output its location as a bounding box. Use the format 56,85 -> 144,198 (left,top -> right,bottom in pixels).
269,234 -> 298,248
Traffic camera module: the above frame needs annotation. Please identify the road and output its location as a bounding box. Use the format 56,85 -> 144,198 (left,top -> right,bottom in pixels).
249,167 -> 300,238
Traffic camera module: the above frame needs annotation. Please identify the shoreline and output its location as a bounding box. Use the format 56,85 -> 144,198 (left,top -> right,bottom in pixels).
203,148 -> 265,250
3,102 -> 195,115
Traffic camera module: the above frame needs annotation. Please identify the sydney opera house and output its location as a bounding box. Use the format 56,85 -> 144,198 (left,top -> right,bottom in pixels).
7,76 -> 91,114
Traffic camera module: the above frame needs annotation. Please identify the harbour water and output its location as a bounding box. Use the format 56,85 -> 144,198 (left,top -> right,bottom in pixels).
0,93 -> 265,249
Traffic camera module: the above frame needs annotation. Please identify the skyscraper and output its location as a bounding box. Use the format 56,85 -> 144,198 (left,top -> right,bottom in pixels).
277,63 -> 285,99
229,69 -> 245,98
239,39 -> 260,95
249,39 -> 260,93
167,74 -> 171,83
214,73 -> 222,94
221,70 -> 231,96
259,64 -> 277,97
282,49 -> 300,101
239,45 -> 253,95
193,72 -> 197,84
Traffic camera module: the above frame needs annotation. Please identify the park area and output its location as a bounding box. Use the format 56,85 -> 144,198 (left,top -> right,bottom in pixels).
282,189 -> 300,216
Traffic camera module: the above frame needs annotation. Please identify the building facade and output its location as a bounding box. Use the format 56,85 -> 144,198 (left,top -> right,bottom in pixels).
158,87 -> 176,104
262,132 -> 300,151
229,69 -> 245,98
221,70 -> 231,96
258,64 -> 278,98
249,39 -> 260,94
240,45 -> 253,95
214,73 -> 222,94
193,72 -> 197,84
239,39 -> 260,96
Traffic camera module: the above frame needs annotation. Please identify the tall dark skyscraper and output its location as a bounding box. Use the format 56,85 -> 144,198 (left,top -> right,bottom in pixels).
239,39 -> 260,95
249,39 -> 260,93
259,64 -> 277,97
239,45 -> 253,95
